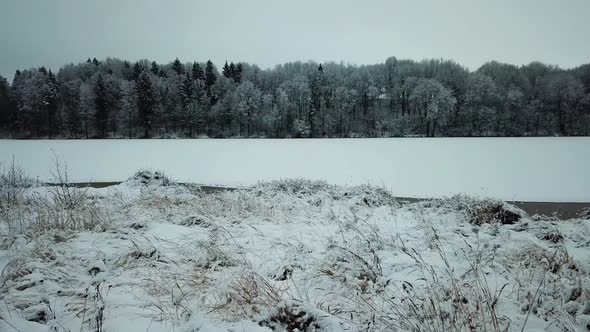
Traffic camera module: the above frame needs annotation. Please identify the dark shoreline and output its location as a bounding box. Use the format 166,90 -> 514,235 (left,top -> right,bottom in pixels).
48,181 -> 590,220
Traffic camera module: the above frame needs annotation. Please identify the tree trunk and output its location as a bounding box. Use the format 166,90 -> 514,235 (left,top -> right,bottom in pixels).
431,119 -> 437,137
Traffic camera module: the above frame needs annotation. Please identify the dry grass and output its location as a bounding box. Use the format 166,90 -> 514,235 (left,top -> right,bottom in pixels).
30,155 -> 110,234
0,155 -> 110,242
204,272 -> 284,321
0,157 -> 34,234
319,216 -> 513,332
388,239 -> 511,332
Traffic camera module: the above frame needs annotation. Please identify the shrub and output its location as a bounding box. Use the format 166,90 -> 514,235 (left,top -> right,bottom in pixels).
438,195 -> 524,225
252,179 -> 334,196
259,304 -> 320,331
130,169 -> 171,186
0,157 -> 34,234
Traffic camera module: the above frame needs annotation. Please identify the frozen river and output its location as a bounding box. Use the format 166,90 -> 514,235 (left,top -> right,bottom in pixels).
1,138 -> 589,202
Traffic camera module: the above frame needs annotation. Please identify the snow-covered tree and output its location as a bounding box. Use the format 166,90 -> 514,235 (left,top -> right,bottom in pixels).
232,80 -> 262,136
409,78 -> 456,136
135,72 -> 157,137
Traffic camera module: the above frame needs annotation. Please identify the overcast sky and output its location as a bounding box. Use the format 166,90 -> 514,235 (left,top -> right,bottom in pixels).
1,0 -> 589,80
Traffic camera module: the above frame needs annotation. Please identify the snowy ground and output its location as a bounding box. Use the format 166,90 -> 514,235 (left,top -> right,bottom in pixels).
1,137 -> 590,202
1,172 -> 589,331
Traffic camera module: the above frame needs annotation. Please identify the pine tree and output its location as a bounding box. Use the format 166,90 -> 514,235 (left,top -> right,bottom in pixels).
222,61 -> 231,78
121,61 -> 134,80
94,74 -> 109,137
38,67 -> 59,138
61,80 -> 81,137
135,72 -> 156,137
133,62 -> 144,81
172,58 -> 184,75
309,64 -> 326,137
178,72 -> 195,136
205,60 -> 217,104
158,67 -> 167,78
150,61 -> 159,75
234,63 -> 243,83
227,62 -> 236,82
229,62 -> 236,75
192,62 -> 204,81
180,73 -> 193,106
0,76 -> 16,131
92,58 -> 100,66
46,70 -> 60,137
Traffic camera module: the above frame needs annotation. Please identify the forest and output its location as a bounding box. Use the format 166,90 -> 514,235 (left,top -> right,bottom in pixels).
0,56 -> 589,138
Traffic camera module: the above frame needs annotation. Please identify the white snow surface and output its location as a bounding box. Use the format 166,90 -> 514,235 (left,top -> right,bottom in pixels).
1,177 -> 590,331
1,137 -> 589,202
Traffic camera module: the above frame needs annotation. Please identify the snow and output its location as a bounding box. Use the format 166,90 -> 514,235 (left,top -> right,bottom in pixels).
0,137 -> 589,202
1,177 -> 589,331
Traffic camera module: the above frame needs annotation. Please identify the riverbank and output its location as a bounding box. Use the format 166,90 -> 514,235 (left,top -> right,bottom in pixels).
51,181 -> 590,219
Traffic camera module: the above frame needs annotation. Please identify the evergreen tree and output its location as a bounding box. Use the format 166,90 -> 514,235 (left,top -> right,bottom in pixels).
309,64 -> 326,137
0,75 -> 16,131
150,61 -> 159,75
222,61 -> 231,78
92,57 -> 100,66
229,62 -> 236,79
60,80 -> 82,137
172,58 -> 184,75
135,72 -> 156,137
235,63 -> 243,83
45,70 -> 60,137
121,61 -> 134,80
133,62 -> 144,81
205,60 -> 217,104
94,74 -> 110,137
179,72 -> 194,135
192,62 -> 204,81
158,67 -> 167,78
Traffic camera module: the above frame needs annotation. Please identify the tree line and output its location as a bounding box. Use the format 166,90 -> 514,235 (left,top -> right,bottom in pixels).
0,56 -> 589,138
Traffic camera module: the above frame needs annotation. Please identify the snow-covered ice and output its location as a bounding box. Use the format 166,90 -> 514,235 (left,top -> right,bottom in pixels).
1,137 -> 590,202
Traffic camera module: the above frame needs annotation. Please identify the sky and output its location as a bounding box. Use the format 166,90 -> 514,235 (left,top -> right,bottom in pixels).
1,0 -> 589,80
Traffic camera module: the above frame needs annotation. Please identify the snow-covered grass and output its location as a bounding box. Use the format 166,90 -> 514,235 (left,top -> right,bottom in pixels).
1,172 -> 590,331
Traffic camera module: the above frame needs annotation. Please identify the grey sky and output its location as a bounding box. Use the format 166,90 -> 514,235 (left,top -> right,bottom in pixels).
1,0 -> 589,80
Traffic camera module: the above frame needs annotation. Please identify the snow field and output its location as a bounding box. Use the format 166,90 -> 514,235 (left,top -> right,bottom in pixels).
1,174 -> 589,331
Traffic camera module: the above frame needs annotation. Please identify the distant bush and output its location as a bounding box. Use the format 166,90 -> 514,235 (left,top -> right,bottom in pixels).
432,195 -> 524,225
252,178 -> 334,195
467,201 -> 522,225
251,179 -> 397,207
130,169 -> 172,186
338,184 -> 398,207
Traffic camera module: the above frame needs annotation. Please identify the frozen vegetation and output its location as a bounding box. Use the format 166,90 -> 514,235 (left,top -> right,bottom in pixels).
1,162 -> 590,331
1,57 -> 590,140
